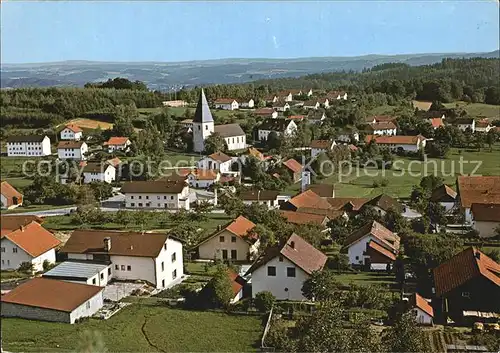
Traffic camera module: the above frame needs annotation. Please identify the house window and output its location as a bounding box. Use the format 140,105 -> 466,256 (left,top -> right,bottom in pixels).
138,203 -> 142,207
279,256 -> 283,262
0,247 -> 4,253
162,279 -> 165,287
92,278 -> 96,285
355,256 -> 359,260
164,196 -> 167,199
172,269 -> 177,279
131,203 -> 135,207
462,292 -> 470,298
287,267 -> 296,278
222,250 -> 228,259
121,265 -> 125,271
138,196 -> 142,199
161,262 -> 164,271
127,265 -> 132,271
146,196 -> 149,200
219,236 -> 225,242
157,196 -> 161,200
86,302 -> 91,309
267,266 -> 276,276
205,125 -> 208,130
131,196 -> 134,199
108,268 -> 111,276
171,253 -> 176,262
231,236 -> 237,243
164,244 -> 167,250
170,196 -> 174,200
231,250 -> 237,259
115,265 -> 119,270
100,273 -> 104,280
12,248 -> 18,253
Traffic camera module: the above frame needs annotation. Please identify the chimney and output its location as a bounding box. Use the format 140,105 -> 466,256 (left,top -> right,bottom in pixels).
103,237 -> 111,252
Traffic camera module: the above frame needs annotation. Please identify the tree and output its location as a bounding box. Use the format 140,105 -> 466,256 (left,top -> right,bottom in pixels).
201,265 -> 234,309
254,291 -> 276,312
419,175 -> 444,193
204,133 -> 226,154
425,141 -> 449,158
383,312 -> 430,352
112,104 -> 136,137
301,270 -> 340,301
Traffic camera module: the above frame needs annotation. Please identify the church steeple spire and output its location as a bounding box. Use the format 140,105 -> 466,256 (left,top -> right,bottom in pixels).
193,88 -> 214,123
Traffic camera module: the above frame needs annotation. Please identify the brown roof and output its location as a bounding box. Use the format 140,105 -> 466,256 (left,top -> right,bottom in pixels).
1,215 -> 43,236
254,108 -> 276,116
247,147 -> 271,162
457,176 -> 500,208
6,135 -> 47,143
57,140 -> 85,149
247,233 -> 327,276
120,181 -> 186,194
60,229 -> 170,257
208,151 -> 232,163
310,140 -> 333,149
287,190 -> 332,210
214,98 -> 237,104
367,121 -> 397,131
64,124 -> 83,133
1,278 -> 103,313
365,135 -> 426,145
283,159 -> 302,173
433,247 -> 500,297
1,221 -> 60,257
367,194 -> 403,213
104,137 -> 130,146
106,157 -> 122,167
213,124 -> 245,138
411,293 -> 434,317
471,203 -> 500,222
326,197 -> 370,211
367,240 -> 397,261
280,210 -> 329,226
306,184 -> 335,198
239,190 -> 279,201
430,184 -> 457,202
1,181 -> 22,204
343,221 -> 400,253
303,100 -> 319,107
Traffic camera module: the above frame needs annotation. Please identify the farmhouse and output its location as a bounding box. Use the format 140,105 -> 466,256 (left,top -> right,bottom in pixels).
306,183 -> 335,198
57,140 -> 88,161
471,203 -> 500,238
162,100 -> 187,107
277,91 -> 294,102
239,190 -> 280,208
60,230 -> 184,289
197,152 -> 233,174
247,233 -> 327,301
342,221 -> 400,270
456,176 -> 500,223
6,135 -> 51,157
326,197 -> 371,213
82,162 -> 116,184
1,181 -> 23,209
427,117 -> 445,130
430,184 -> 457,213
327,90 -> 348,100
365,121 -> 398,136
365,135 -> 427,152
433,247 -> 499,322
60,124 -> 83,140
258,119 -> 297,141
280,210 -> 330,228
214,98 -> 239,110
0,278 -> 104,324
104,137 -> 131,153
121,180 -> 190,210
197,216 -> 258,262
363,194 -> 403,216
1,221 -> 60,272
310,139 -> 336,158
475,119 -> 493,133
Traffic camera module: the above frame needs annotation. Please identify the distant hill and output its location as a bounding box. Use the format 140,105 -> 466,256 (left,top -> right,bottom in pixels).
1,50 -> 498,90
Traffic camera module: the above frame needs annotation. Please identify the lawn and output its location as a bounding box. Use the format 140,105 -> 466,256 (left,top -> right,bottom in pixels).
0,204 -> 74,215
2,303 -> 263,352
443,101 -> 500,119
1,177 -> 33,189
334,272 -> 397,288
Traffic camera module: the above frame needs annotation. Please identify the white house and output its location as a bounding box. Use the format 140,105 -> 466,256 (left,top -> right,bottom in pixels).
57,140 -> 88,161
318,98 -> 330,108
1,221 -> 60,272
471,203 -> 500,238
278,91 -> 294,102
197,216 -> 259,261
238,99 -> 255,108
475,120 -> 493,133
162,100 -> 187,107
455,118 -> 476,133
342,221 -> 400,270
197,152 -> 233,174
6,135 -> 51,157
337,130 -> 360,143
366,121 -> 397,136
60,124 -> 83,140
247,233 -> 327,301
430,184 -> 457,213
60,229 -> 184,289
409,293 -> 434,325
186,169 -> 220,189
239,190 -> 280,208
121,180 -> 190,210
214,124 -> 246,151
82,162 -> 116,184
104,137 -> 131,153
303,100 -> 320,110
214,98 -> 239,110
254,108 -> 278,119
0,278 -> 104,324
327,91 -> 348,100
272,102 -> 290,112
306,111 -> 327,125
310,140 -> 336,158
258,119 -> 297,141
43,261 -> 113,286
365,135 -> 427,152
1,181 -> 23,210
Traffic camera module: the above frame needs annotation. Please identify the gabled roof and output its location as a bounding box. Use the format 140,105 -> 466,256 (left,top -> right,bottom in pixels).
367,121 -> 397,131
259,118 -> 293,132
367,115 -> 396,123
214,98 -> 237,104
198,216 -> 257,247
247,147 -> 271,162
64,124 -> 83,133
83,162 -> 113,173
430,184 -> 457,202
343,221 -> 400,253
207,151 -> 232,163
60,229 -> 172,258
433,247 -> 500,297
0,221 -> 60,257
193,89 -> 214,123
254,108 -> 276,116
1,278 -> 103,313
214,124 -> 245,138
283,159 -> 302,173
306,184 -> 335,198
367,194 -> 403,213
303,100 -> 319,107
367,240 -> 397,261
188,169 -> 219,181
410,293 -> 434,317
455,118 -> 474,125
228,270 -> 246,296
1,181 -> 22,200
287,190 -> 332,210
1,215 -> 43,236
246,233 -> 327,276
326,197 -> 370,211
310,140 -> 334,149
104,137 -> 130,146
428,118 -> 445,128
471,203 -> 500,222
57,140 -> 86,149
120,181 -> 186,194
239,190 -> 279,201
457,176 -> 500,208
280,210 -> 329,226
6,135 -> 47,143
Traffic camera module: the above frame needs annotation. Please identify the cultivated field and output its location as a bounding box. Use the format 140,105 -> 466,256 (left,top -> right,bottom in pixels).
412,100 -> 432,111
62,118 -> 114,130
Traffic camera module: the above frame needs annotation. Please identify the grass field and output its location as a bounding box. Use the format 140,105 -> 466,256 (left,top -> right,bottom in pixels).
2,303 -> 263,352
443,101 -> 500,119
334,272 -> 397,288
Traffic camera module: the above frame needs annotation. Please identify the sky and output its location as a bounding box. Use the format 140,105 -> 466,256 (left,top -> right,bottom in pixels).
1,1 -> 499,64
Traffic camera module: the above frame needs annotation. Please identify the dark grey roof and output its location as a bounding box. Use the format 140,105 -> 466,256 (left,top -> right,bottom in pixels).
6,135 -> 47,143
193,89 -> 214,124
214,124 -> 245,138
259,118 -> 292,132
43,261 -> 110,280
83,162 -> 111,173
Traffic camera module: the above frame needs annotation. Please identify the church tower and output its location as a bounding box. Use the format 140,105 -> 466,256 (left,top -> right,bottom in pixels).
192,88 -> 214,153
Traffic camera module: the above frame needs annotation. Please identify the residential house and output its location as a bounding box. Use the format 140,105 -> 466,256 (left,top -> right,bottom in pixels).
106,157 -> 122,169
310,140 -> 336,158
57,141 -> 88,161
342,221 -> 400,270
282,158 -> 302,183
272,101 -> 290,112
82,162 -> 116,184
238,99 -> 255,108
471,203 -> 500,238
197,152 -> 233,174
239,147 -> 272,167
43,261 -> 113,286
60,124 -> 83,141
265,95 -> 279,104
213,124 -> 247,151
427,118 -> 445,130
280,190 -> 346,222
60,229 -> 184,289
306,184 -> 335,198
475,119 -> 493,133
214,98 -> 239,110
1,215 -> 43,231
327,91 -> 348,100
1,221 -> 60,272
430,184 -> 457,213
239,190 -> 280,208
433,247 -> 499,322
121,180 -> 190,210
6,135 -> 51,157
277,91 -> 294,102
306,111 -> 327,125
326,197 -> 371,214
228,270 -> 246,303
104,137 -> 131,153
318,97 -> 330,108
258,119 -> 297,141
365,121 -> 398,136
162,100 -> 187,107
247,233 -> 327,301
197,216 -> 258,261
186,169 -> 219,189
456,176 -> 500,223
455,118 -> 476,133
409,293 -> 434,325
280,210 -> 330,228
363,194 -> 403,216
0,278 -> 104,324
287,115 -> 305,122
1,181 -> 23,209
303,100 -> 320,110
254,108 -> 278,119
365,135 -> 427,152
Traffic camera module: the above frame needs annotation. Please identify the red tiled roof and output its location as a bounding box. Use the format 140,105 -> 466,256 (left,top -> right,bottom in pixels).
1,221 -> 60,257
365,135 -> 426,145
254,108 -> 276,116
457,176 -> 500,208
228,270 -> 245,296
208,152 -> 232,163
283,159 -> 302,173
247,147 -> 271,161
433,247 -> 500,297
288,190 -> 332,210
310,140 -> 333,149
189,169 -> 218,181
471,203 -> 500,222
104,137 -> 129,146
367,121 -> 397,131
1,278 -> 103,313
326,197 -> 370,211
106,157 -> 122,167
280,210 -> 329,226
226,216 -> 256,237
287,115 -> 305,121
367,240 -> 397,261
343,221 -> 400,253
64,124 -> 83,133
428,118 -> 445,128
411,293 -> 434,317
1,181 -> 22,207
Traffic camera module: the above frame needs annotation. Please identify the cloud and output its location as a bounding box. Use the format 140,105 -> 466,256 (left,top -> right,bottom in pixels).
272,35 -> 279,49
